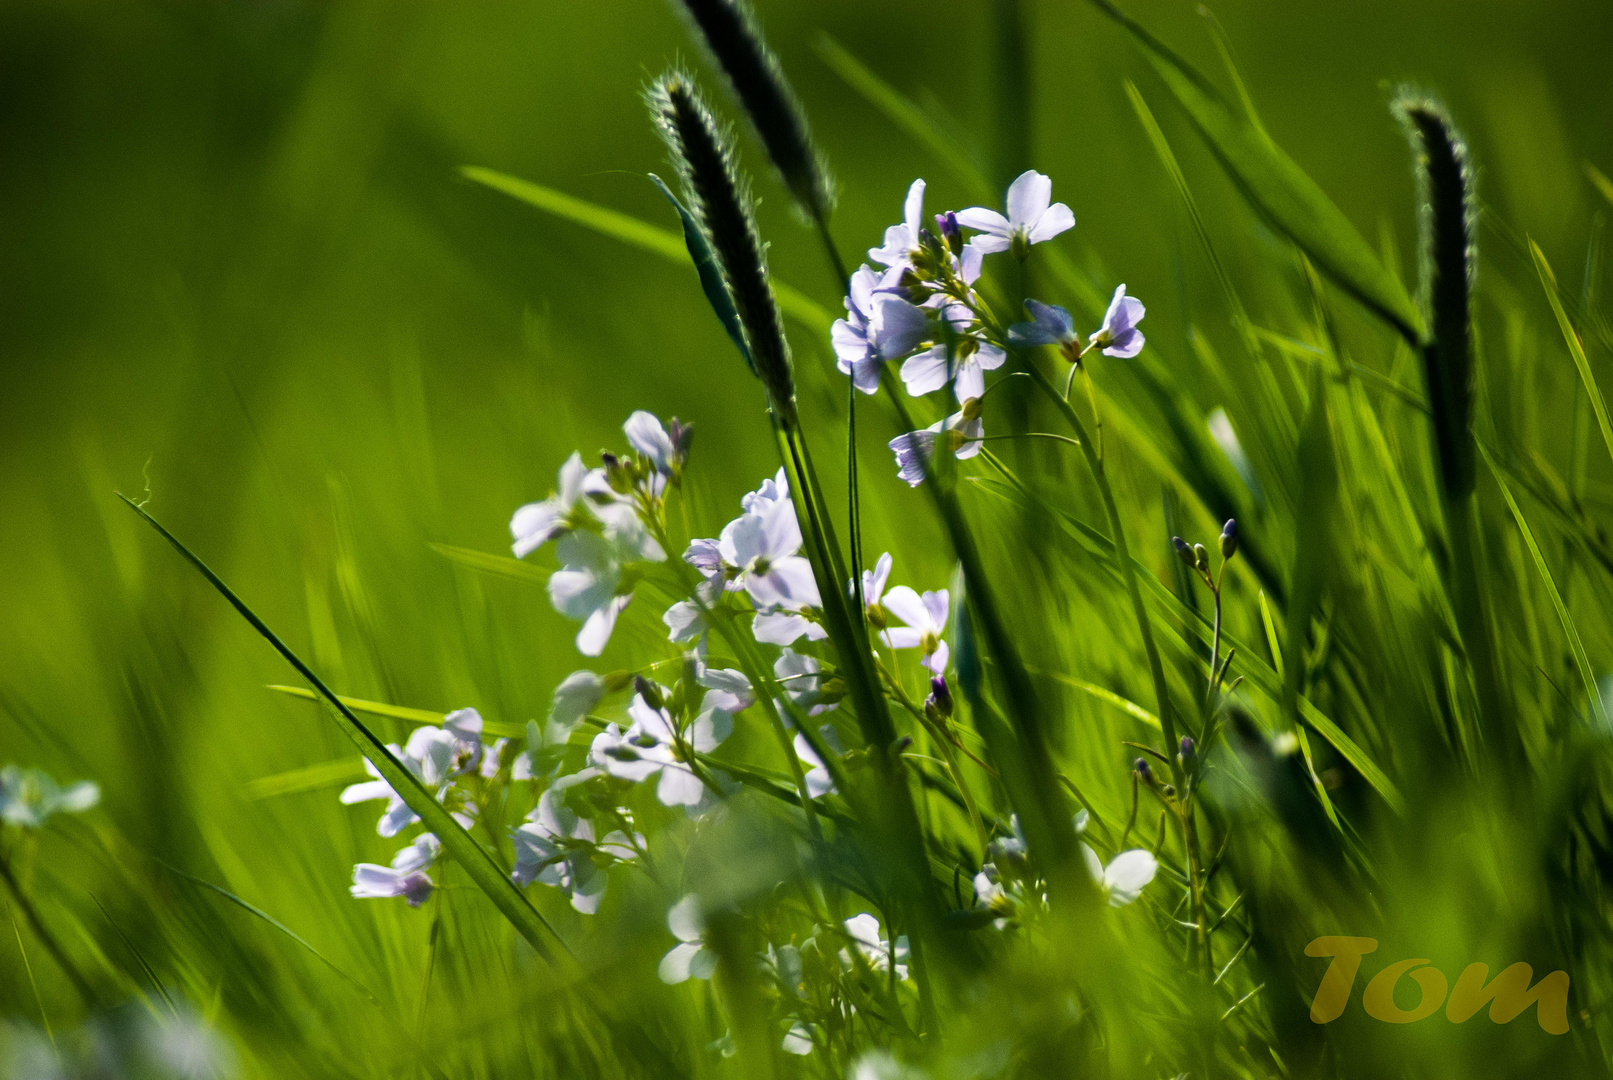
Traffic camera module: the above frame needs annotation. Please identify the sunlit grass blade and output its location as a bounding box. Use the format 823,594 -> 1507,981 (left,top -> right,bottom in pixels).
244,757 -> 365,799
459,164 -> 831,333
117,494 -> 573,969
1088,0 -> 1424,345
1481,445 -> 1610,731
267,684 -> 524,738
1027,667 -> 1162,731
650,173 -> 753,370
1532,238 -> 1613,466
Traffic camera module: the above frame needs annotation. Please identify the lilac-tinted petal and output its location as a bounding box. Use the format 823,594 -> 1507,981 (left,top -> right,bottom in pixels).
690,707 -> 733,752
1027,201 -> 1075,244
974,342 -> 1006,373
570,866 -> 608,913
1008,321 -> 1059,348
684,538 -> 724,576
1005,170 -> 1052,227
924,640 -> 950,674
848,354 -> 884,395
378,799 -> 419,838
1119,295 -> 1145,331
831,319 -> 869,368
1026,299 -> 1075,341
953,358 -> 985,402
793,732 -> 824,771
902,179 -> 926,235
965,232 -> 1010,255
443,707 -> 482,746
868,224 -> 915,268
510,501 -> 563,558
954,207 -> 1009,235
881,585 -> 931,630
1102,327 -> 1145,359
698,668 -> 753,712
340,780 -> 392,805
752,611 -> 812,645
624,411 -> 674,472
922,589 -> 950,629
959,242 -> 985,284
899,349 -> 951,397
889,429 -> 936,486
550,671 -> 606,729
575,595 -> 630,656
882,628 -> 923,650
758,494 -> 804,560
865,552 -> 892,605
1101,283 -> 1127,331
763,556 -> 821,608
656,764 -> 706,807
872,296 -> 930,358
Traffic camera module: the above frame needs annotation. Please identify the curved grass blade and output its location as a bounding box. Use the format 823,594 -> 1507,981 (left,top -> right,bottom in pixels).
1087,0 -> 1424,345
1482,444 -> 1610,731
266,684 -> 525,738
1026,667 -> 1162,731
117,495 -> 572,968
1532,238 -> 1613,466
459,165 -> 831,333
650,172 -> 752,370
430,542 -> 551,587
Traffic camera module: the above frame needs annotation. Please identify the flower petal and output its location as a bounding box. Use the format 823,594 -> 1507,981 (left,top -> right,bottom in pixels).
953,207 -> 1009,235
1005,170 -> 1052,227
1027,201 -> 1075,244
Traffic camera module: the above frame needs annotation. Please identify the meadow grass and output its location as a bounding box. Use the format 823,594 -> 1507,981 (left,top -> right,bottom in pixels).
3,1 -> 1613,1078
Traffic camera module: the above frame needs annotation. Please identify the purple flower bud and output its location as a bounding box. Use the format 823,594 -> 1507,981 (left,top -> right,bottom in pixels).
927,674 -> 954,718
668,418 -> 696,467
1180,736 -> 1196,760
1172,536 -> 1195,568
1219,518 -> 1238,559
936,210 -> 962,253
1134,757 -> 1152,781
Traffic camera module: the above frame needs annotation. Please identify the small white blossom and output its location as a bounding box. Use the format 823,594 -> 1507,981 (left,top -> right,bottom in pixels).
868,179 -> 928,270
0,766 -> 99,828
1081,844 -> 1158,907
955,170 -> 1074,257
657,895 -> 719,983
842,913 -> 909,981
889,408 -> 984,487
880,586 -> 949,674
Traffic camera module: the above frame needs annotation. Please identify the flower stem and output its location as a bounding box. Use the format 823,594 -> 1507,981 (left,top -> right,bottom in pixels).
1026,362 -> 1181,783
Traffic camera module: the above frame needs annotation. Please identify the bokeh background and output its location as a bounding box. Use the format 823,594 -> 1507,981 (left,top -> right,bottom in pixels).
2,0 -> 1611,1073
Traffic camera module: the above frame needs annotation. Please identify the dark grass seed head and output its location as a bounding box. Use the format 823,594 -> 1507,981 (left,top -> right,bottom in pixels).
649,71 -> 796,416
672,0 -> 834,222
1393,90 -> 1477,498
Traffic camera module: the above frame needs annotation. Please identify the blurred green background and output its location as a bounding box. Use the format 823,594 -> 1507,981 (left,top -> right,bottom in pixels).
2,0 -> 1611,1073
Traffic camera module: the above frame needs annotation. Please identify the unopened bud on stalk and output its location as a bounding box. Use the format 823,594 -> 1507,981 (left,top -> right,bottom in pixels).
1134,757 -> 1153,783
928,674 -> 953,719
668,418 -> 696,471
1179,736 -> 1196,766
634,675 -> 665,712
1172,536 -> 1195,568
891,735 -> 914,755
936,210 -> 963,254
1193,543 -> 1209,573
1219,518 -> 1238,560
604,670 -> 636,693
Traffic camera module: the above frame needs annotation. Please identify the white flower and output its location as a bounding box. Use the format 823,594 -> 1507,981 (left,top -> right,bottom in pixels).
897,303 -> 1005,401
0,766 -> 99,828
548,671 -> 605,740
955,170 -> 1074,257
624,410 -> 676,477
889,409 -> 984,487
868,179 -> 928,270
781,1022 -> 814,1055
390,833 -> 441,873
548,532 -> 636,657
1081,844 -> 1158,907
842,913 -> 909,981
511,772 -> 639,914
350,863 -> 434,907
339,716 -> 485,837
510,452 -> 611,558
792,723 -> 842,798
658,895 -> 719,983
1089,284 -> 1145,358
589,683 -> 734,807
752,610 -> 827,646
718,496 -> 820,610
832,264 -> 930,395
775,649 -> 837,717
880,586 -> 950,674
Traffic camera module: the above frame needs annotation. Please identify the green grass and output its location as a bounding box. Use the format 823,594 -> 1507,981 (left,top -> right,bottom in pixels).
3,1 -> 1613,1077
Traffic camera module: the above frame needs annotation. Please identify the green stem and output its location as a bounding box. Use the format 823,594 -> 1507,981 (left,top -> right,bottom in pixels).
1026,362 -> 1181,785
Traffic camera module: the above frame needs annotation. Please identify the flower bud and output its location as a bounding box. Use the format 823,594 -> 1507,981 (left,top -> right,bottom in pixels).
936,210 -> 963,255
1172,536 -> 1195,567
668,418 -> 696,470
927,674 -> 953,719
633,675 -> 665,712
601,452 -> 634,494
1179,736 -> 1196,767
891,735 -> 913,755
1133,757 -> 1153,783
1219,518 -> 1238,560
603,670 -> 636,693
1193,543 -> 1209,572
960,396 -> 983,422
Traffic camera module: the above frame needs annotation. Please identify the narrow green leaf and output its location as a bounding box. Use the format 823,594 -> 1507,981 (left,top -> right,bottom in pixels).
1481,445 -> 1610,731
649,173 -> 753,371
1027,667 -> 1162,731
1532,238 -> 1613,466
459,165 -> 831,332
1587,162 -> 1613,209
1258,590 -> 1284,678
267,684 -> 526,737
118,495 -> 572,968
244,756 -> 365,800
1089,0 -> 1424,345
430,542 -> 551,587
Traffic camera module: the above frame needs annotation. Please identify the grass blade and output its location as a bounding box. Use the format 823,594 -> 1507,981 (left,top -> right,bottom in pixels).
1088,0 -> 1424,345
1532,238 -> 1613,466
117,495 -> 572,968
459,165 -> 831,333
267,685 -> 526,737
1481,445 -> 1610,731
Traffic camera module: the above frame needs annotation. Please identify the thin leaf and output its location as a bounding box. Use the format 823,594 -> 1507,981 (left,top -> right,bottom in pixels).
267,684 -> 526,738
459,165 -> 831,332
649,173 -> 752,370
244,756 -> 365,800
118,495 -> 572,968
1531,238 -> 1613,466
1089,0 -> 1424,345
1481,445 -> 1610,731
1027,668 -> 1162,731
430,543 -> 551,588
